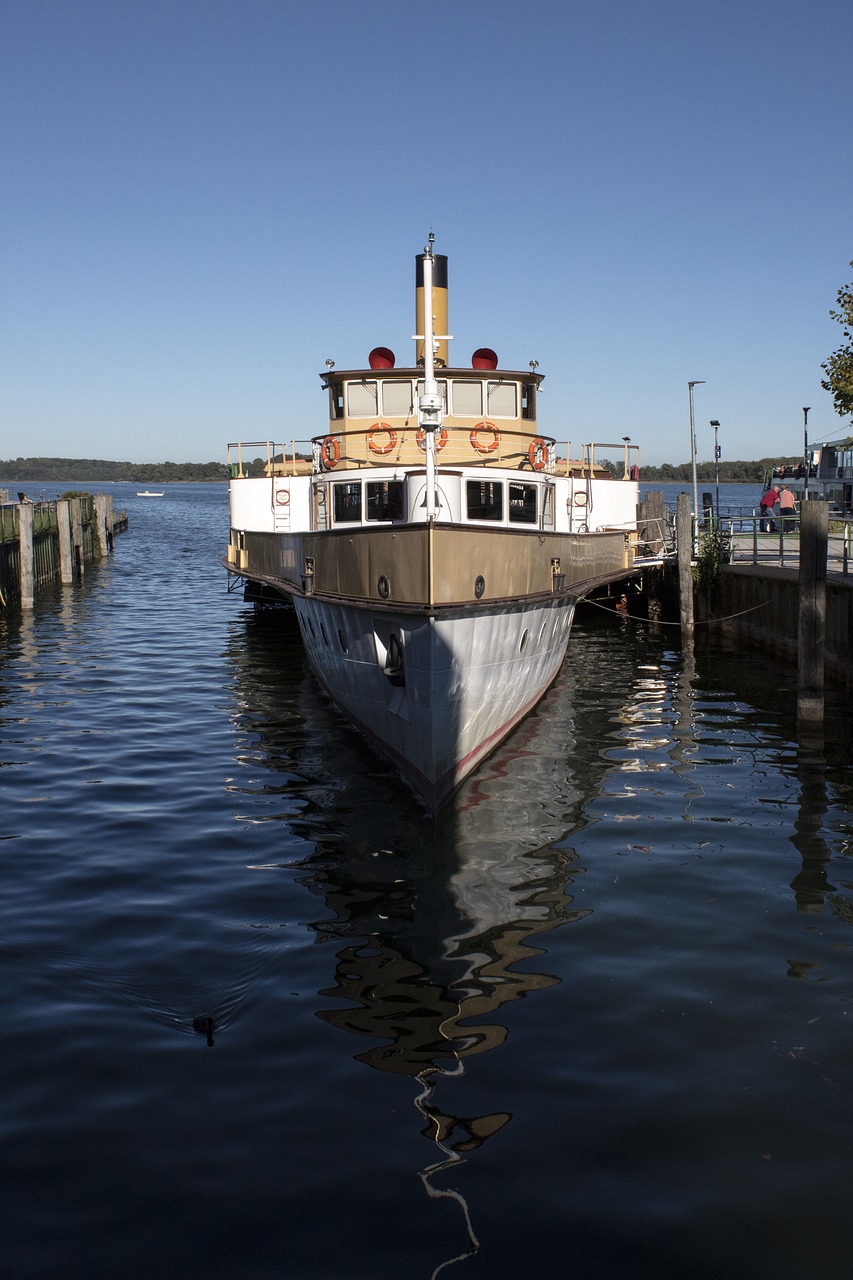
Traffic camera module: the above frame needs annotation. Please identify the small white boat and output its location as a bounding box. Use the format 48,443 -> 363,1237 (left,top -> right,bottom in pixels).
225,237 -> 643,810
136,491 -> 164,497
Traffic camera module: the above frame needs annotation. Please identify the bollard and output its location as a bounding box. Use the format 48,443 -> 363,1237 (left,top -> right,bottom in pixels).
797,500 -> 828,725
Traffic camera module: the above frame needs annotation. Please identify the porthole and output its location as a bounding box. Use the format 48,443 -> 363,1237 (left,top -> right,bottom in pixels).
378,575 -> 390,599
539,621 -> 547,644
519,628 -> 529,653
474,575 -> 485,599
338,629 -> 348,654
320,623 -> 329,646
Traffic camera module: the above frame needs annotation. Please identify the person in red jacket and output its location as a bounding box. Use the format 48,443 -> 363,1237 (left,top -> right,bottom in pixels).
759,485 -> 779,532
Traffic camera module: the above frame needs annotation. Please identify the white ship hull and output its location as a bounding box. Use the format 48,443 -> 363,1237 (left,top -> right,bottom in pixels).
292,592 -> 575,810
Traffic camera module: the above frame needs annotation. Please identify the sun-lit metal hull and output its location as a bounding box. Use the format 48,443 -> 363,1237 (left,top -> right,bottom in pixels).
291,591 -> 576,810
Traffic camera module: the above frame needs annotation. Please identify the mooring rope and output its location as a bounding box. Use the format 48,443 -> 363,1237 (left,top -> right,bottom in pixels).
579,582 -> 799,628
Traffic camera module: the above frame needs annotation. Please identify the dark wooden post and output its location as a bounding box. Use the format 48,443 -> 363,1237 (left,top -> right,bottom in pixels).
70,498 -> 84,579
797,499 -> 828,725
676,492 -> 694,637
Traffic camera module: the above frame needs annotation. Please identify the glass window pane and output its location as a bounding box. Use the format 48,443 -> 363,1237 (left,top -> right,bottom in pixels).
346,381 -> 378,417
466,480 -> 503,521
509,482 -> 537,524
333,482 -> 362,523
381,381 -> 414,417
487,381 -> 518,417
452,380 -> 483,415
328,381 -> 344,420
417,380 -> 447,409
366,480 -> 404,522
521,382 -> 537,421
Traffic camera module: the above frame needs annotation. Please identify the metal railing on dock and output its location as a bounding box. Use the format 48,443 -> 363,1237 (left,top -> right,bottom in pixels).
723,514 -> 852,576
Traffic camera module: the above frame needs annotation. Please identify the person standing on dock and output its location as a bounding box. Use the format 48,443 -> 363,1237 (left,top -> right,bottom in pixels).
779,484 -> 797,532
760,484 -> 779,532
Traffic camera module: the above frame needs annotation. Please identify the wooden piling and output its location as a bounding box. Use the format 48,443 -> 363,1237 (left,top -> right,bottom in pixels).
676,492 -> 694,637
19,502 -> 34,609
798,499 -> 828,725
93,494 -> 110,557
70,498 -> 84,579
57,500 -> 74,583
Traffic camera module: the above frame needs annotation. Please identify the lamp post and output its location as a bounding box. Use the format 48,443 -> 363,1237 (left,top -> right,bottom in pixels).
710,420 -> 720,522
802,407 -> 811,500
688,380 -> 704,546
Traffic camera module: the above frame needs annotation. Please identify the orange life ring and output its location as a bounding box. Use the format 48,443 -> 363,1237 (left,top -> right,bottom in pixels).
367,422 -> 397,455
416,428 -> 448,451
470,421 -> 500,453
528,438 -> 549,470
321,436 -> 341,468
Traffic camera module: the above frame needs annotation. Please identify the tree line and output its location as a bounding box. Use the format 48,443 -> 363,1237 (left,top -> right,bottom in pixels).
632,457 -> 800,483
0,457 -> 230,482
2,454 -> 799,485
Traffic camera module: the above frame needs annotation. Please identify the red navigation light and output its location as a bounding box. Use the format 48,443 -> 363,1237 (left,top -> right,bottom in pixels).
369,347 -> 396,369
472,348 -> 498,370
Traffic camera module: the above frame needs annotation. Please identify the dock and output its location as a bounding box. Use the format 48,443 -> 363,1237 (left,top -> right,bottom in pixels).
0,491 -> 126,610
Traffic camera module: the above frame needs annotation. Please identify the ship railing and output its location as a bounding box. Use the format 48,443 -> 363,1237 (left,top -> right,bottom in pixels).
227,441 -> 314,478
307,424 -> 561,473
577,440 -> 641,481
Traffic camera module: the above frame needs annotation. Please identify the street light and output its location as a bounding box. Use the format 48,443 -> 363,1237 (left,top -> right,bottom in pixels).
803,407 -> 811,500
710,420 -> 720,521
688,380 -> 705,545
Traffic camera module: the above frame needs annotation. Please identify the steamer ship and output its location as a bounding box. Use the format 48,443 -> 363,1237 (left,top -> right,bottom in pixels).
224,237 -> 642,810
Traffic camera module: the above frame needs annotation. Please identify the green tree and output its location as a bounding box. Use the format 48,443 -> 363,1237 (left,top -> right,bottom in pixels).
821,261 -> 853,419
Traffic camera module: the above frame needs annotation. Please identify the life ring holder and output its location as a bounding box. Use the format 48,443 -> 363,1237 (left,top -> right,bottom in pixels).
321,436 -> 341,469
528,438 -> 549,471
470,421 -> 500,454
367,422 -> 398,455
416,428 -> 448,451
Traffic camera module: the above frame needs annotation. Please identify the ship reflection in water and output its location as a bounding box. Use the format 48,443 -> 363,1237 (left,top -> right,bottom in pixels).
226,604 -> 853,1278
229,610 -> 605,1274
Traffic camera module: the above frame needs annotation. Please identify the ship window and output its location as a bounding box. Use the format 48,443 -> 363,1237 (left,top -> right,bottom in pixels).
328,381 -> 344,420
452,380 -> 483,416
466,479 -> 503,521
381,380 -> 414,417
346,380 -> 378,417
333,481 -> 362,523
509,482 -> 537,524
417,379 -> 447,409
522,382 -> 537,420
366,480 -> 404,522
487,381 -> 518,418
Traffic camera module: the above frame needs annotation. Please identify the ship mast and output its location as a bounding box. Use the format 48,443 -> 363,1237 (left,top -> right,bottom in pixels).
417,234 -> 446,521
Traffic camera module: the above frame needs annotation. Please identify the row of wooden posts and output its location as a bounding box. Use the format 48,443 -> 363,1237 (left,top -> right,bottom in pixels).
0,494 -> 121,610
676,491 -> 830,727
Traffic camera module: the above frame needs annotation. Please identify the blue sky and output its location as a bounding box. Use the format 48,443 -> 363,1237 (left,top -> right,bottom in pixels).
2,0 -> 851,466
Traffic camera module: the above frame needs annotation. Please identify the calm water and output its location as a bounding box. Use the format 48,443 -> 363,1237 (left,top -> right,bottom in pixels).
2,481 -> 853,1280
